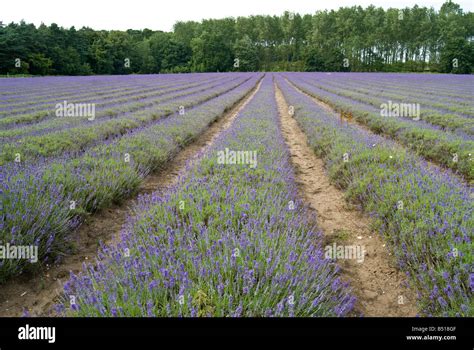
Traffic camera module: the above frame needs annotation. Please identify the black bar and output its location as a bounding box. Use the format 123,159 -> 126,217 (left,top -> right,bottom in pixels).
0,317 -> 472,347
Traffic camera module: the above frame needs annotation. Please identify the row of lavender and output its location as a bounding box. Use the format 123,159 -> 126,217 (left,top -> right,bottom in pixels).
299,74 -> 474,134
313,73 -> 473,115
276,76 -> 473,316
284,73 -> 474,183
0,77 -> 237,144
315,73 -> 473,100
0,74 -> 224,114
57,76 -> 355,317
0,75 -> 252,164
287,73 -> 474,138
0,76 -> 221,128
0,74 -> 261,282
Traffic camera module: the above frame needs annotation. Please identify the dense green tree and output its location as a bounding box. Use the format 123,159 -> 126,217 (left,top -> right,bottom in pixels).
190,19 -> 236,72
0,1 -> 471,75
27,53 -> 53,75
233,35 -> 258,71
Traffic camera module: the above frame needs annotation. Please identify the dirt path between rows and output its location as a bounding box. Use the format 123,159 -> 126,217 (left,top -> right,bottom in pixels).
275,82 -> 418,317
0,79 -> 262,317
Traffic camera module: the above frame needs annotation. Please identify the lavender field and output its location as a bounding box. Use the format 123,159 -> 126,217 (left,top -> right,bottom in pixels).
0,72 -> 472,318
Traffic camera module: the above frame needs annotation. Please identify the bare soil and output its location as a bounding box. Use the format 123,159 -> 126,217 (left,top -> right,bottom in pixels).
0,79 -> 262,317
275,82 -> 418,317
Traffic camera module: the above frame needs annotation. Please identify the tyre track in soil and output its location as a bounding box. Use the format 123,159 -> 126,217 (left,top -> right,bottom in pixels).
0,78 -> 263,317
275,82 -> 418,317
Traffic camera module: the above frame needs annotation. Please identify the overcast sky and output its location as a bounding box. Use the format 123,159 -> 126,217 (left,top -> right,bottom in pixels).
2,0 -> 473,32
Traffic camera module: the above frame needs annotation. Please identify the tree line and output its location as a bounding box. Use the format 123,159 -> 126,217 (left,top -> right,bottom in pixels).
0,1 -> 472,75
